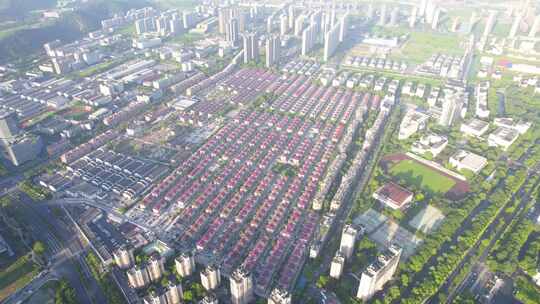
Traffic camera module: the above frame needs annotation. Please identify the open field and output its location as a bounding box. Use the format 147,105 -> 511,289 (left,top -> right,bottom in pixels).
389,159 -> 456,194
398,32 -> 463,63
370,26 -> 464,63
0,255 -> 38,301
152,0 -> 197,9
382,153 -> 470,199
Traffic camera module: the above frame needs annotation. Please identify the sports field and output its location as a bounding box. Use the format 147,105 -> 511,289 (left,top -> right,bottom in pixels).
389,159 -> 456,194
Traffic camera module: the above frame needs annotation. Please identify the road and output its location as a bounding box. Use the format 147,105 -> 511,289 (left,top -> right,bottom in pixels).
441,174 -> 540,304
4,192 -> 107,304
3,271 -> 58,304
46,197 -> 154,232
302,100 -> 398,304
437,144 -> 540,303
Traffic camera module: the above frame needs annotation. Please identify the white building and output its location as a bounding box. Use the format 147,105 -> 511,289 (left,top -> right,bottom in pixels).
460,118 -> 490,137
147,253 -> 165,282
493,117 -> 531,134
175,251 -> 195,277
340,225 -> 359,259
356,245 -> 402,301
330,251 -> 345,279
165,282 -> 183,304
488,127 -> 520,151
127,265 -> 150,289
230,267 -> 253,304
113,244 -> 135,269
268,287 -> 292,304
449,150 -> 488,174
201,264 -> 221,291
475,81 -> 490,119
411,133 -> 448,157
398,108 -> 429,140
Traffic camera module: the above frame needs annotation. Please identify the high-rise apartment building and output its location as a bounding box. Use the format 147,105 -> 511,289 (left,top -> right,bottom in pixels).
127,265 -> 150,289
165,281 -> 183,304
268,287 -> 292,304
201,264 -> 221,291
113,244 -> 135,269
330,251 -> 345,279
340,225 -> 359,259
175,251 -> 195,277
230,267 -> 254,304
323,23 -> 340,61
147,253 -> 165,282
242,32 -> 259,63
356,245 -> 402,301
226,19 -> 240,46
266,35 -> 281,68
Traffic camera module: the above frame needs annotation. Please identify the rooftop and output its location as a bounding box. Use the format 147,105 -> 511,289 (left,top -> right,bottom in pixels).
374,182 -> 413,207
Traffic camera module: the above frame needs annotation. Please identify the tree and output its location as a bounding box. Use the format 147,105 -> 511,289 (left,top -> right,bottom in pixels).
33,241 -> 46,255
316,275 -> 329,289
183,290 -> 193,301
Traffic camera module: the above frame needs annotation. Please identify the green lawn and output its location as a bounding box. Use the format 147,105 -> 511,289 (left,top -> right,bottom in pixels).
371,26 -> 464,64
0,255 -> 38,301
389,159 -> 456,194
399,32 -> 463,63
152,0 -> 197,9
168,32 -> 204,45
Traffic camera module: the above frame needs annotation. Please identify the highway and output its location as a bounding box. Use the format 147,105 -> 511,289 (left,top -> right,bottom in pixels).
4,192 -> 107,304
441,173 -> 540,304
3,271 -> 58,304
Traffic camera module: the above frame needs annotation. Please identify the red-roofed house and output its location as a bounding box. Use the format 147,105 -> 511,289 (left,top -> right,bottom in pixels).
372,182 -> 413,210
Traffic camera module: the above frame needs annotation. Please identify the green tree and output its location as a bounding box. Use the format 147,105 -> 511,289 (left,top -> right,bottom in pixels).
33,241 -> 46,255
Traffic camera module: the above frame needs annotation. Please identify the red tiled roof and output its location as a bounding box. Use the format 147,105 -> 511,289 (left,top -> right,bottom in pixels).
375,182 -> 413,206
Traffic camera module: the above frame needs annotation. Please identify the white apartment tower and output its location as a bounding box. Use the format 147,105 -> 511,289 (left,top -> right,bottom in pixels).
175,251 -> 195,277
201,264 -> 221,291
268,287 -> 292,304
529,15 -> 540,37
288,5 -> 295,29
266,35 -> 281,68
127,265 -> 150,289
410,6 -> 418,28
267,15 -> 273,33
144,290 -> 166,304
419,0 -> 428,17
113,244 -> 135,269
431,8 -> 441,30
294,14 -> 305,36
230,267 -> 254,304
330,251 -> 345,279
367,4 -> 374,20
340,225 -> 358,259
280,14 -> 288,35
379,4 -> 387,26
389,8 -> 399,27
483,11 -> 497,38
147,253 -> 165,282
356,245 -> 402,301
242,32 -> 259,63
339,13 -> 349,42
165,282 -> 183,304
323,23 -> 340,62
509,13 -> 522,38
200,293 -> 219,304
